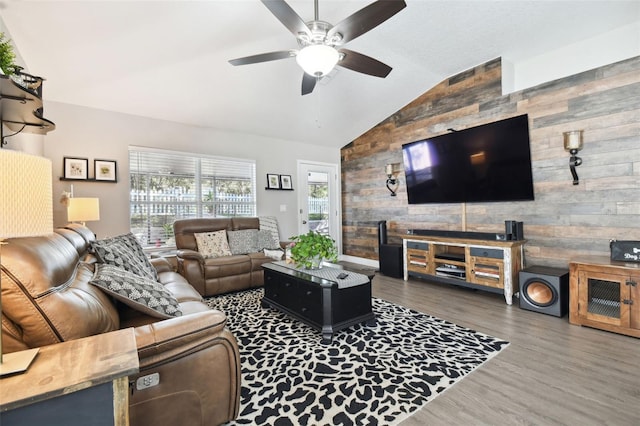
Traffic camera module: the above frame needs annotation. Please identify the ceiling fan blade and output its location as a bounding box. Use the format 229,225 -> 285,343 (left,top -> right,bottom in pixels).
229,50 -> 296,66
261,0 -> 312,38
337,49 -> 392,78
328,0 -> 407,45
301,73 -> 317,95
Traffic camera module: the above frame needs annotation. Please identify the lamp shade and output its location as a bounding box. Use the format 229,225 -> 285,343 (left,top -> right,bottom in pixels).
563,130 -> 583,151
296,44 -> 339,77
0,149 -> 53,238
67,197 -> 100,223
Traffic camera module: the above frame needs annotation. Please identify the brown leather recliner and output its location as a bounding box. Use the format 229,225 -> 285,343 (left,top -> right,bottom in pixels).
174,217 -> 276,296
0,225 -> 240,426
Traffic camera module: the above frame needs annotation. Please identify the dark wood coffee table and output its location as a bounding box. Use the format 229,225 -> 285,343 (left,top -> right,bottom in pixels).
261,262 -> 376,344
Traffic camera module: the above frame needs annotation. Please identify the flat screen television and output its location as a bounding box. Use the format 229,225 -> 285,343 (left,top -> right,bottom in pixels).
402,114 -> 534,204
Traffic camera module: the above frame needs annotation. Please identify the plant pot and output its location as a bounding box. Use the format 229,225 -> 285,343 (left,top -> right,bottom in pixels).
308,256 -> 324,270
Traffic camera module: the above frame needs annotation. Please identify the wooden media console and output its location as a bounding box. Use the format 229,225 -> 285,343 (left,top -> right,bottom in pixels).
402,231 -> 526,305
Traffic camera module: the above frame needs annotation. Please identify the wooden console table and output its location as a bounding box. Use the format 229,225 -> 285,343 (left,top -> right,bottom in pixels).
402,233 -> 525,305
0,328 -> 139,425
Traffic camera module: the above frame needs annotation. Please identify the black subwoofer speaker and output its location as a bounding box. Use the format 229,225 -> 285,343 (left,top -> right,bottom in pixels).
519,265 -> 569,317
380,244 -> 403,278
377,220 -> 403,278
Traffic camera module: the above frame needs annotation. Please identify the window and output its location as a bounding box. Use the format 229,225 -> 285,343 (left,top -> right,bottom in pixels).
129,147 -> 256,248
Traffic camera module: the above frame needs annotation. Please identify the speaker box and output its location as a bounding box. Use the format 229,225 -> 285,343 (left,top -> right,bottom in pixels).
377,220 -> 403,278
519,266 -> 569,317
505,220 -> 524,240
380,244 -> 403,278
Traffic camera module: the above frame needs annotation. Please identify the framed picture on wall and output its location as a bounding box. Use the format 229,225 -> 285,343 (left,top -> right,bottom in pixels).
267,173 -> 280,189
280,175 -> 293,190
94,159 -> 117,182
63,157 -> 88,180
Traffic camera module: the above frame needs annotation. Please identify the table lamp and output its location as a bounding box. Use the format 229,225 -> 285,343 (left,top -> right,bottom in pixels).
67,197 -> 100,226
0,149 -> 53,376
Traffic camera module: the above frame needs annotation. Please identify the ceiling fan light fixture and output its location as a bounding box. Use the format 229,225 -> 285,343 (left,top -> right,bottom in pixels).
296,44 -> 339,77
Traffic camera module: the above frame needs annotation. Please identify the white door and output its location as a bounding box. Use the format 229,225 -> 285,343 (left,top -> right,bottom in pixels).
297,161 -> 340,251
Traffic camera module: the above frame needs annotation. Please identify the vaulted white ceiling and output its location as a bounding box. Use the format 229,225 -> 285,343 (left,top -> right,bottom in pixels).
1,1 -> 638,148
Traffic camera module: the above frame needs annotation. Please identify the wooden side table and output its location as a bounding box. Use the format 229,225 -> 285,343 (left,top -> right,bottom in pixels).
569,256 -> 640,338
0,328 -> 139,426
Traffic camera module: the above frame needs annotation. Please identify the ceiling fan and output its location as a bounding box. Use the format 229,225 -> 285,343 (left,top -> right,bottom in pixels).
229,0 -> 407,95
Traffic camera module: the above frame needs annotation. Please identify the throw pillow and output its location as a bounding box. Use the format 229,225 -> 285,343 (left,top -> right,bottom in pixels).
90,264 -> 182,319
91,233 -> 158,281
227,229 -> 259,255
194,230 -> 232,258
259,216 -> 281,247
256,229 -> 281,250
263,248 -> 284,260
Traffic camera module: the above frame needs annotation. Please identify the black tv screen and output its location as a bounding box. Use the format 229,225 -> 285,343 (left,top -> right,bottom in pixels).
402,114 -> 534,204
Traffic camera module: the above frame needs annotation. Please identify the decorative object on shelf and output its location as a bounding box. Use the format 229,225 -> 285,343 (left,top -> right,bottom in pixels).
385,163 -> 400,196
63,156 -> 89,180
67,197 -> 100,226
289,230 -> 338,269
0,149 -> 53,376
0,32 -> 16,75
563,130 -> 583,185
267,173 -> 280,189
0,69 -> 55,143
94,159 -> 117,182
10,66 -> 43,95
280,174 -> 293,190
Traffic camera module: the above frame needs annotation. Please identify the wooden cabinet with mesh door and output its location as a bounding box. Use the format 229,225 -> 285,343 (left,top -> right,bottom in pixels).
570,256 -> 640,338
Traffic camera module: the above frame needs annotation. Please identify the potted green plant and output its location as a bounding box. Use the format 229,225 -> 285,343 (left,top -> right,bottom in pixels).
289,231 -> 338,269
0,32 -> 16,75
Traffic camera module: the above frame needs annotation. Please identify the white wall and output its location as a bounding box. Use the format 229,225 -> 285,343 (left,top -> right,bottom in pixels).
42,101 -> 340,240
503,21 -> 640,93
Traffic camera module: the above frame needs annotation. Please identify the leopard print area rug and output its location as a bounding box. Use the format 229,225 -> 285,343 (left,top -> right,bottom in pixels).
206,289 -> 508,426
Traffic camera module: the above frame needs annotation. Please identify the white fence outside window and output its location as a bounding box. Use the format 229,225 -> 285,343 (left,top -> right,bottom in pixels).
131,190 -> 254,247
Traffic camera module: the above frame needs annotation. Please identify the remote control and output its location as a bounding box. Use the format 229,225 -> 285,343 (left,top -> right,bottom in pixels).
337,272 -> 349,279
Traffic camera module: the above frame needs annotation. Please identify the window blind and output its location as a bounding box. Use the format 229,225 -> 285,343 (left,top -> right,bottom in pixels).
129,146 -> 256,248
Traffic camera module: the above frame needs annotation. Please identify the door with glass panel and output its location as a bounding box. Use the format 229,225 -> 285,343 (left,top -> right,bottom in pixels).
297,161 -> 340,248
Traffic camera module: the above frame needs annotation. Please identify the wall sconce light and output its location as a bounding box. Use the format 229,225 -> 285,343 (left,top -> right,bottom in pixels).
385,163 -> 400,196
563,130 -> 584,185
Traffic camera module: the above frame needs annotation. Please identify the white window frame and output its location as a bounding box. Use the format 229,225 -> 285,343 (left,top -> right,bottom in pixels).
129,146 -> 257,249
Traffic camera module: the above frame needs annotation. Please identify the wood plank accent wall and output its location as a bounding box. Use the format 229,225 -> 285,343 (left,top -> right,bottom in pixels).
341,56 -> 640,268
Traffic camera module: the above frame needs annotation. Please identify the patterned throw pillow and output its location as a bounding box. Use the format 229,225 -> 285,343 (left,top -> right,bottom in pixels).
194,230 -> 232,258
91,264 -> 182,319
259,216 -> 281,247
227,229 -> 259,255
256,229 -> 281,250
91,233 -> 158,281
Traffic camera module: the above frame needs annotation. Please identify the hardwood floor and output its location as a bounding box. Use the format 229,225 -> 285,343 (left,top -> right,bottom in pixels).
368,273 -> 640,426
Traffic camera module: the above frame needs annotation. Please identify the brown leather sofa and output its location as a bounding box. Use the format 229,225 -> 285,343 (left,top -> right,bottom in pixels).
174,217 -> 279,296
1,224 -> 241,426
